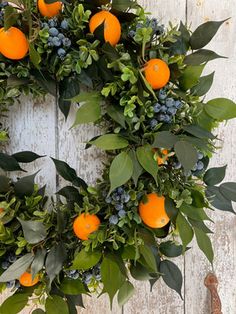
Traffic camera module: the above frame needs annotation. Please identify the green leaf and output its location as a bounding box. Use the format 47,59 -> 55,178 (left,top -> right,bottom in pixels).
183,124 -> 215,139
191,72 -> 215,96
206,186 -> 235,213
12,151 -> 44,163
108,152 -> 133,195
176,212 -> 194,252
184,49 -> 226,65
4,6 -> 18,30
179,65 -> 204,91
59,76 -> 80,119
51,158 -> 87,189
57,186 -> 83,207
128,150 -> 143,187
117,281 -> 135,306
107,105 -> 126,128
45,243 -> 67,285
160,260 -> 183,299
31,248 -> 46,279
0,152 -> 24,172
72,92 -> 101,125
203,165 -> 227,186
136,145 -> 158,185
188,219 -> 213,234
153,131 -> 178,149
219,182 -> 236,202
112,0 -> 138,10
0,293 -> 29,314
130,262 -> 151,281
45,295 -> 69,314
174,141 -> 198,172
29,43 -> 41,69
139,245 -> 157,273
101,253 -> 126,307
159,241 -> 183,258
190,19 -> 229,49
205,98 -> 236,120
0,176 -> 10,193
0,253 -> 34,282
31,70 -> 57,96
194,227 -> 214,263
168,22 -> 190,55
18,218 -> 47,244
165,197 -> 178,221
14,172 -> 38,199
32,310 -> 45,314
180,204 -> 212,221
70,249 -> 101,270
60,278 -> 87,295
90,134 -> 129,150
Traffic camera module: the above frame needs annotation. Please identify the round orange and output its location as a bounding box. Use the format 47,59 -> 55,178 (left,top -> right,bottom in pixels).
139,193 -> 170,228
89,11 -> 121,46
144,59 -> 170,90
38,0 -> 62,18
157,149 -> 168,165
0,27 -> 29,60
73,213 -> 101,240
19,272 -> 39,287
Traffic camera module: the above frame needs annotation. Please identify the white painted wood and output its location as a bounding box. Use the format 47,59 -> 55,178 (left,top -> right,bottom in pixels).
185,1 -> 236,313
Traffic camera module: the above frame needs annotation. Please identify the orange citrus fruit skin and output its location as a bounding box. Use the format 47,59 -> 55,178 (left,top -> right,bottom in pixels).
144,59 -> 170,90
73,213 -> 101,240
19,272 -> 39,287
139,193 -> 170,228
157,149 -> 168,165
38,0 -> 62,18
89,11 -> 121,46
0,27 -> 29,60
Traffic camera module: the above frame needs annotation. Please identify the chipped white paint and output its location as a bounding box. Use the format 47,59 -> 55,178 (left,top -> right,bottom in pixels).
1,1 -> 236,313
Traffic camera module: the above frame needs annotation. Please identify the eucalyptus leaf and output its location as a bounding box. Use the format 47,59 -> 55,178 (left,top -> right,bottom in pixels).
184,49 -> 226,65
18,218 -> 47,244
205,98 -> 236,120
31,248 -> 47,279
90,134 -> 129,150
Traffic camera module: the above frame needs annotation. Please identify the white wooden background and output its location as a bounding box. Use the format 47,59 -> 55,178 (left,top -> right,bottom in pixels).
1,0 -> 236,313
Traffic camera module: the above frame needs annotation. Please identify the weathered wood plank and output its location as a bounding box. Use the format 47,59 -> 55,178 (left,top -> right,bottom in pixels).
185,1 -> 236,313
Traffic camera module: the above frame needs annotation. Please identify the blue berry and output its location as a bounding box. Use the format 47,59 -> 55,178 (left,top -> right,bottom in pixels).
83,273 -> 93,285
57,48 -> 66,58
112,193 -> 120,202
8,253 -> 17,263
136,23 -> 143,29
149,18 -> 158,30
157,113 -> 166,122
150,119 -> 158,129
192,163 -> 198,171
1,261 -> 10,270
197,152 -> 204,160
116,187 -> 124,195
163,115 -> 171,123
160,105 -> 167,113
175,100 -> 182,109
48,18 -> 57,28
52,37 -> 61,47
118,209 -> 126,218
173,161 -> 182,169
153,103 -> 161,113
109,215 -> 119,225
6,280 -> 15,289
115,203 -> 124,211
155,25 -> 164,35
165,98 -> 175,107
128,30 -> 136,38
0,2 -> 8,8
62,37 -> 71,47
41,22 -> 49,29
159,89 -> 167,100
197,161 -> 204,171
58,33 -> 65,40
61,19 -> 69,30
167,107 -> 177,115
121,193 -> 130,203
49,27 -> 59,37
105,196 -> 112,204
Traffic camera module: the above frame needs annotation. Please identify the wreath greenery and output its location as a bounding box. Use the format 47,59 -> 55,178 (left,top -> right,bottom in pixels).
0,0 -> 236,313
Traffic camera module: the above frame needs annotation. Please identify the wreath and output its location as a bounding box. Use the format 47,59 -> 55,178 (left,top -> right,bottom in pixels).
0,0 -> 236,313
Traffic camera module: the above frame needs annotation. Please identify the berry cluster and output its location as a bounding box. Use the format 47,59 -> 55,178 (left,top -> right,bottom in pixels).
150,90 -> 183,128
1,252 -> 20,289
65,264 -> 101,285
128,17 -> 164,39
105,187 -> 130,225
41,18 -> 71,59
0,2 -> 8,27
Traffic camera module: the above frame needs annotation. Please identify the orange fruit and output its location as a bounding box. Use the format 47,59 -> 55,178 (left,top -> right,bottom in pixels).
139,193 -> 170,228
38,0 -> 62,18
73,213 -> 101,240
0,27 -> 29,60
89,11 -> 121,46
144,59 -> 170,90
19,272 -> 39,287
157,149 -> 168,165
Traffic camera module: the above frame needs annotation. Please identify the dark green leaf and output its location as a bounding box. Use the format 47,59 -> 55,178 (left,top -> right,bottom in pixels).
57,186 -> 83,206
117,281 -> 135,306
45,243 -> 67,285
180,204 -> 212,221
14,172 -> 38,198
18,218 -> 47,244
32,310 -> 45,314
60,278 -> 87,295
153,131 -> 178,149
45,295 -> 69,314
112,0 -> 138,11
184,49 -> 226,65
206,186 -> 235,213
90,134 -> 129,150
0,152 -> 24,172
160,260 -> 183,299
4,6 -> 18,30
159,241 -> 183,258
12,151 -> 44,163
183,125 -> 215,139
188,218 -> 213,234
31,248 -> 47,279
102,42 -> 120,61
219,182 -> 236,202
168,22 -> 190,55
205,98 -> 236,120
0,293 -> 29,314
190,19 -> 229,50
194,227 -> 214,263
128,150 -> 143,187
0,176 -> 10,192
59,76 -> 80,119
0,253 -> 34,282
107,105 -> 126,128
70,249 -> 101,270
108,152 -> 133,195
130,262 -> 151,281
66,295 -> 84,314
31,70 -> 57,96
174,141 -> 198,172
136,145 -> 158,185
203,165 -> 227,186
176,212 -> 194,251
179,65 -> 204,91
29,43 -> 41,69
191,72 -> 215,96
139,245 -> 157,273
165,197 -> 178,221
